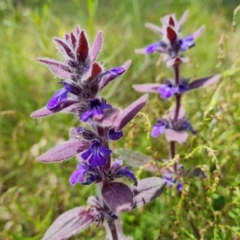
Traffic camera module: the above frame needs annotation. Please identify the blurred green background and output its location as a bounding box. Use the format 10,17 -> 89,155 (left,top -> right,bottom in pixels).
1,0 -> 240,239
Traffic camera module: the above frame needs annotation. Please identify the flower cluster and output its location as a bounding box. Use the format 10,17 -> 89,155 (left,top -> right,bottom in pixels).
136,11 -> 205,67
33,27 -> 166,239
31,27 -> 130,119
134,11 -> 221,190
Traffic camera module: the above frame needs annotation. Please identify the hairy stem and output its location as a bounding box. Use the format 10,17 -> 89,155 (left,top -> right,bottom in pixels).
170,65 -> 182,173
174,65 -> 180,84
174,94 -> 181,123
107,221 -> 119,240
169,141 -> 175,159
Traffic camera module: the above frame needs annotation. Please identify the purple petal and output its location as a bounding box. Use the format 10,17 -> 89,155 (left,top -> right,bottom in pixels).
42,207 -> 99,240
47,88 -> 68,110
108,128 -> 123,141
89,153 -> 107,168
98,60 -> 131,90
91,31 -> 103,61
165,129 -> 189,144
114,94 -> 148,132
80,109 -> 93,122
131,177 -> 166,209
176,182 -> 183,191
37,58 -> 71,79
145,42 -> 163,54
118,167 -> 137,185
179,35 -> 195,52
80,99 -> 111,122
37,139 -> 89,162
110,159 -> 123,172
133,83 -> 163,93
102,182 -> 133,214
164,176 -> 174,187
70,164 -> 90,185
151,125 -> 166,138
177,120 -> 197,134
158,85 -> 178,98
81,140 -> 111,168
62,82 -> 81,95
101,103 -> 112,109
189,74 -> 221,90
81,147 -> 93,160
99,145 -> 112,156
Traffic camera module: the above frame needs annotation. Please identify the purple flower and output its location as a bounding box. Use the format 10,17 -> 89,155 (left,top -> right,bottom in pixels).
151,119 -> 169,138
110,160 -> 137,185
176,182 -> 183,191
117,167 -> 137,185
178,35 -> 195,52
61,82 -> 82,95
70,163 -> 102,185
133,75 -> 220,99
47,82 -> 80,111
102,67 -> 125,80
145,42 -> 167,54
163,174 -> 183,191
161,164 -> 183,191
158,82 -> 178,98
70,159 -> 137,186
32,27 -> 131,119
135,11 -> 205,67
80,99 -> 111,122
98,62 -> 131,90
176,119 -> 197,134
81,139 -> 111,168
47,88 -> 68,111
108,128 -> 123,141
70,163 -> 91,185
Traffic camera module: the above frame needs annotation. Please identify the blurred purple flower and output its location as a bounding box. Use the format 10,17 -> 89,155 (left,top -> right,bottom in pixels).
133,75 -> 220,99
177,119 -> 197,134
161,162 -> 183,191
151,119 -> 169,138
179,35 -> 195,52
135,11 -> 205,67
158,82 -> 178,98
